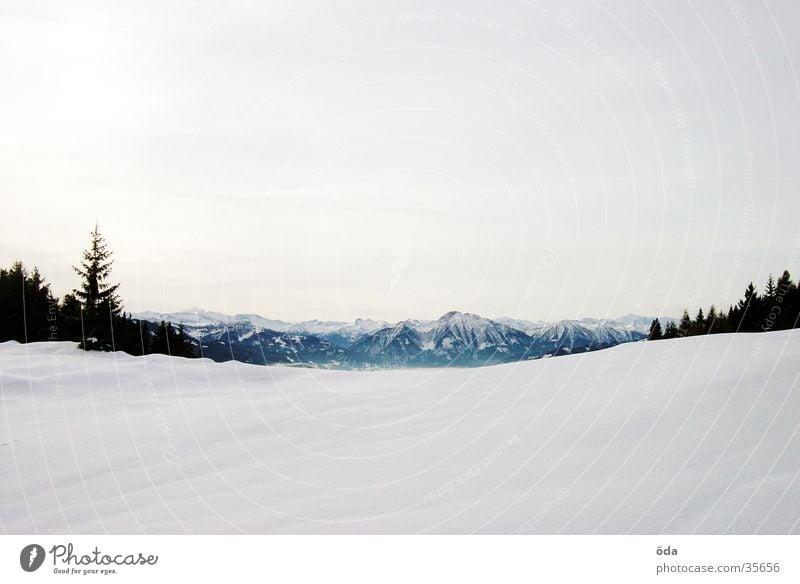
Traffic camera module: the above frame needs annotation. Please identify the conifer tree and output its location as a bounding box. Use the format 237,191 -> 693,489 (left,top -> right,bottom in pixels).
735,282 -> 760,331
679,310 -> 692,336
706,305 -> 719,334
138,319 -> 152,355
776,270 -> 798,329
648,318 -> 663,340
0,262 -> 57,342
0,262 -> 26,341
73,225 -> 122,350
765,274 -> 777,300
663,321 -> 679,339
147,320 -> 196,358
59,293 -> 83,341
116,313 -> 143,356
151,320 -> 170,355
693,308 -> 706,334
175,323 -> 196,357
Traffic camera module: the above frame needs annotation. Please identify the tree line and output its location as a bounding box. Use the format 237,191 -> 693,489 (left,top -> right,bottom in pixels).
3,226 -> 799,357
0,225 -> 197,358
648,270 -> 800,340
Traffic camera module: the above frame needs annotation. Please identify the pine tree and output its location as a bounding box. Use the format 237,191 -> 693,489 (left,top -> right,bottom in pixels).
169,323 -> 186,357
59,293 -> 84,342
663,321 -> 679,339
679,310 -> 692,336
175,323 -> 197,358
0,262 -> 58,343
151,320 -> 170,355
138,319 -> 152,355
116,313 -> 141,356
777,270 -> 794,294
776,270 -> 798,330
0,262 -> 26,341
693,308 -> 706,334
735,282 -> 760,331
648,318 -> 663,340
25,267 -> 57,341
706,305 -> 718,334
765,274 -> 777,300
147,320 -> 196,358
73,225 -> 122,350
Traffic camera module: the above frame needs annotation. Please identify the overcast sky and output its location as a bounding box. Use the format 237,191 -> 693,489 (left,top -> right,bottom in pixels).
2,0 -> 799,322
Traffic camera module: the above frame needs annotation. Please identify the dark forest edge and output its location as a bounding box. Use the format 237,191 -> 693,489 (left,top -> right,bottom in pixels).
0,225 -> 197,358
647,272 -> 800,340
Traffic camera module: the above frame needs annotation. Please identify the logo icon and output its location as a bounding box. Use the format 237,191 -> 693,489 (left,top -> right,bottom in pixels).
20,544 -> 45,572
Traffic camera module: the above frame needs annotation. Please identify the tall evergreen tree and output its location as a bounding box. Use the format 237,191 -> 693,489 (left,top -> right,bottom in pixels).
0,262 -> 58,343
148,320 -> 196,358
58,292 -> 84,341
679,310 -> 692,336
151,320 -> 170,355
73,225 -> 122,350
776,270 -> 798,329
116,313 -> 143,356
138,319 -> 152,355
648,318 -> 663,340
175,323 -> 197,358
735,282 -> 760,331
693,308 -> 706,334
706,305 -> 720,334
764,274 -> 777,300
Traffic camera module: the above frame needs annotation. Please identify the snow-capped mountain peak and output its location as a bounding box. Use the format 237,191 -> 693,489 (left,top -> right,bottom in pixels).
131,308 -> 650,368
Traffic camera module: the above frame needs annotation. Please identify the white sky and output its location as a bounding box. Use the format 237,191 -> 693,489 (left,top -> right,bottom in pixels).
2,0 -> 799,322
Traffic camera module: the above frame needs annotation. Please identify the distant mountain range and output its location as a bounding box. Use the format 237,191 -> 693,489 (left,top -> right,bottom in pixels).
134,309 -> 674,369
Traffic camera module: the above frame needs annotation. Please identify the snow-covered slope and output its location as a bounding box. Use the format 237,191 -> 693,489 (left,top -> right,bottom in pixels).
2,331 -> 798,534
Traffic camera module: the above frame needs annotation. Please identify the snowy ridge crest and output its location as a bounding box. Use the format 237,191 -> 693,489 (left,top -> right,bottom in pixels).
133,309 -> 654,368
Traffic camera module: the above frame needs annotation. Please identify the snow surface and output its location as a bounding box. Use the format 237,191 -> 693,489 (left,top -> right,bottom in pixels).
1,331 -> 799,534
